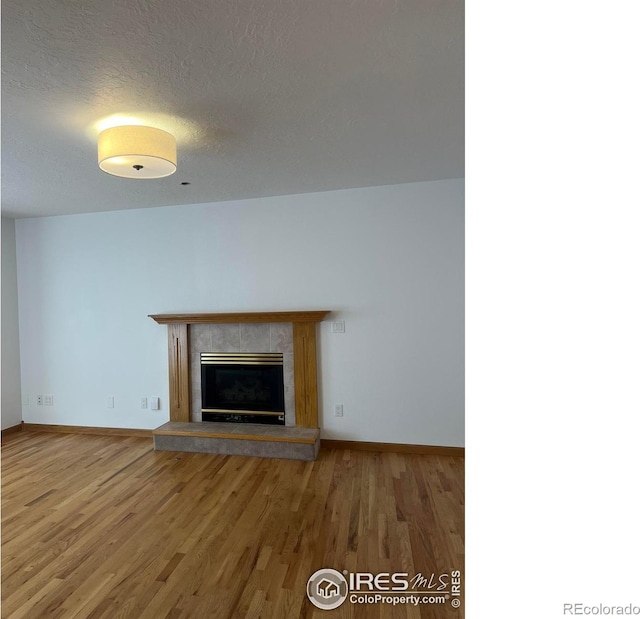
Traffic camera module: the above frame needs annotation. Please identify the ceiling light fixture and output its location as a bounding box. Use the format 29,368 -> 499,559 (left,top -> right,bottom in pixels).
97,125 -> 177,179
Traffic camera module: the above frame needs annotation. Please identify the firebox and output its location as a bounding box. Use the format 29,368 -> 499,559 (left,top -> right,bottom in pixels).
200,352 -> 285,425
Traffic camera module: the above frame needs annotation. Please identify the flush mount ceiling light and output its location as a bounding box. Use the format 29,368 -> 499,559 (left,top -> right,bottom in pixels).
97,125 -> 177,179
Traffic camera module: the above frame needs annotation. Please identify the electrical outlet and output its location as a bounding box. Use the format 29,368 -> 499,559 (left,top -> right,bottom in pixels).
334,404 -> 344,417
331,321 -> 346,333
107,396 -> 114,408
37,395 -> 43,406
141,397 -> 148,409
44,395 -> 54,406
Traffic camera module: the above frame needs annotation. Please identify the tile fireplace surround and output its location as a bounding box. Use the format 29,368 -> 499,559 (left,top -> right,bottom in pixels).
149,312 -> 329,460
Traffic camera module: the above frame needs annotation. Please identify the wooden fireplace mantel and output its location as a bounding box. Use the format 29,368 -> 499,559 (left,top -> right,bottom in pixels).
149,311 -> 330,428
149,311 -> 329,325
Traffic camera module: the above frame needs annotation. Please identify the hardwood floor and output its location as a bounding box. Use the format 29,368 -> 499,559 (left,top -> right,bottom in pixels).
1,431 -> 464,618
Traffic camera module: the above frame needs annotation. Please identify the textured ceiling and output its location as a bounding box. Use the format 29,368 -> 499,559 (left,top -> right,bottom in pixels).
1,0 -> 464,219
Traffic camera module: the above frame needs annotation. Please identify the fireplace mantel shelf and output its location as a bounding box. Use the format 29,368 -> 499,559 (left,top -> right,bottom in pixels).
149,311 -> 330,325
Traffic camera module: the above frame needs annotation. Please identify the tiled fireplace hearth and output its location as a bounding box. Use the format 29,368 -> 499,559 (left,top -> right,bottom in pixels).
149,311 -> 329,460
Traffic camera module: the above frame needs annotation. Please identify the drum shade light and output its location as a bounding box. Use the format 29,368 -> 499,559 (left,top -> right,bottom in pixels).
98,125 -> 177,179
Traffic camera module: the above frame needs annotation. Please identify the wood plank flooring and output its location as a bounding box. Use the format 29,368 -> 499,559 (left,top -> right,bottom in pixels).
1,431 -> 464,618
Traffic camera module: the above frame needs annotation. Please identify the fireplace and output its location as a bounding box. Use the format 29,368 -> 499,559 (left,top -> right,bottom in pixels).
200,352 -> 285,425
149,311 -> 329,428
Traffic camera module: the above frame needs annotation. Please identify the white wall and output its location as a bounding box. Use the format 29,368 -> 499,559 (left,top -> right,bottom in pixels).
15,180 -> 464,446
2,217 -> 23,430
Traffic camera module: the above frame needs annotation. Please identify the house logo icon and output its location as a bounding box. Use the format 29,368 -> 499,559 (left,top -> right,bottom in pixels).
306,568 -> 348,610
